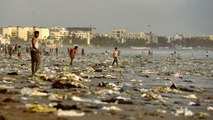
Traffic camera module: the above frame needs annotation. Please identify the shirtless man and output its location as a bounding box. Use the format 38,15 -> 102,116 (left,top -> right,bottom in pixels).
112,47 -> 119,66
31,31 -> 40,75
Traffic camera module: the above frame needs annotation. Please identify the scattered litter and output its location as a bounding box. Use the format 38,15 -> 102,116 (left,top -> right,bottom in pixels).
7,72 -> 18,75
196,112 -> 210,119
173,107 -> 194,116
72,96 -> 104,104
3,98 -> 18,103
157,109 -> 167,113
102,106 -> 122,111
188,101 -> 201,106
20,88 -> 48,96
26,104 -> 57,112
207,106 -> 213,111
57,109 -> 85,117
183,94 -> 197,100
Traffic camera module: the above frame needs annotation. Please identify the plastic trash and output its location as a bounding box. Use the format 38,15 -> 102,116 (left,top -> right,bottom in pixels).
52,80 -> 88,89
20,88 -> 48,96
156,109 -> 167,113
54,103 -> 81,110
119,88 -> 126,93
57,109 -> 85,117
196,112 -> 210,119
102,106 -> 122,111
26,104 -> 57,112
7,72 -> 18,75
173,107 -> 194,116
101,97 -> 133,104
71,96 -> 104,104
207,106 -> 213,111
188,101 -> 201,106
183,94 -> 197,100
3,98 -> 18,103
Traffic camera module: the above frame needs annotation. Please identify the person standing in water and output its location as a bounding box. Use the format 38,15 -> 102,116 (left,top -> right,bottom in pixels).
69,46 -> 78,65
31,31 -> 40,75
112,47 -> 119,66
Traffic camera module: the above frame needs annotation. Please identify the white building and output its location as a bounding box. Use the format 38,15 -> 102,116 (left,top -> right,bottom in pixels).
50,27 -> 69,41
3,26 -> 50,41
67,27 -> 93,45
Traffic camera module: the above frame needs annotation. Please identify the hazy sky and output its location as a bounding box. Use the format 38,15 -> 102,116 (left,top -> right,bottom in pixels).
0,0 -> 213,35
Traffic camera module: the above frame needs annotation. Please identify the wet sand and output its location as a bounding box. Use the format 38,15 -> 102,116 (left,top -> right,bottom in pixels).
0,49 -> 213,120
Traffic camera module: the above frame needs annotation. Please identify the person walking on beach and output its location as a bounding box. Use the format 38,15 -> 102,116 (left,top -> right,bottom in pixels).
31,31 -> 40,75
56,47 -> 58,56
112,47 -> 119,66
17,45 -> 21,59
8,44 -> 12,58
69,46 -> 78,65
81,48 -> 85,56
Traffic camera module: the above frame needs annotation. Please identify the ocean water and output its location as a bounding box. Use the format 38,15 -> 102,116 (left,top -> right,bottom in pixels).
80,47 -> 213,58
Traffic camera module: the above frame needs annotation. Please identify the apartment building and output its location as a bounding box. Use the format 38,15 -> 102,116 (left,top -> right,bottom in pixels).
2,26 -> 49,41
50,27 -> 69,41
67,27 -> 93,45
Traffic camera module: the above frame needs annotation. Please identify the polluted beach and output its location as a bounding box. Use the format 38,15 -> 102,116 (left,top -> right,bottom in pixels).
0,47 -> 213,120
1,0 -> 213,120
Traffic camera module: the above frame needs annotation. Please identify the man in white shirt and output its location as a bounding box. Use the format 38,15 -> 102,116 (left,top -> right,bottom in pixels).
31,31 -> 40,75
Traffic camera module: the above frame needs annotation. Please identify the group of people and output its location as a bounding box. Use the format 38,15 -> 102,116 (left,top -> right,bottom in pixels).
0,44 -> 22,59
30,31 -> 120,76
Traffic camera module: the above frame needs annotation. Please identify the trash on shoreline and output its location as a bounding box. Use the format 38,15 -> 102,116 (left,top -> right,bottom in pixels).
7,72 -> 18,75
25,104 -> 57,112
56,109 -> 85,117
172,107 -> 194,116
52,80 -> 88,89
183,94 -> 197,100
207,106 -> 213,111
20,88 -> 48,96
102,106 -> 122,111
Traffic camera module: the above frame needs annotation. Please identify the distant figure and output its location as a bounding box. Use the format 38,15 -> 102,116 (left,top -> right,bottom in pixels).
8,45 -> 13,58
69,46 -> 78,65
15,44 -> 18,53
56,47 -> 58,56
112,47 -> 119,66
107,50 -> 110,55
12,45 -> 15,54
0,46 -> 3,53
17,45 -> 21,59
206,50 -> 209,58
174,51 -> 176,55
31,31 -> 40,75
81,48 -> 85,56
4,45 -> 8,58
148,50 -> 152,56
26,46 -> 30,54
